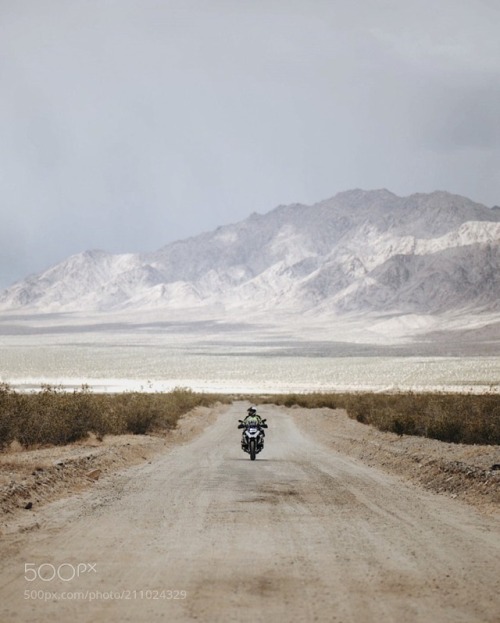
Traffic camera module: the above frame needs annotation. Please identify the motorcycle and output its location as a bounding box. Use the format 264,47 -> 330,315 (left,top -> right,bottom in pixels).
238,419 -> 268,460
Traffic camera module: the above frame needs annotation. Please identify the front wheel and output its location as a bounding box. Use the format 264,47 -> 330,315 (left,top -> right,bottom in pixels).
249,439 -> 256,461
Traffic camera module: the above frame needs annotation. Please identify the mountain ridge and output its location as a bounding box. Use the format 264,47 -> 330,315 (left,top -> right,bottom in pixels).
1,189 -> 499,317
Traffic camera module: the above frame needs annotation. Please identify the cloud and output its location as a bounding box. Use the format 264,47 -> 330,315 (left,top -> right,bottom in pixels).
0,0 -> 499,288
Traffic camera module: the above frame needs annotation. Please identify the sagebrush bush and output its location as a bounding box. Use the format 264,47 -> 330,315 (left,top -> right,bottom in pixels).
258,392 -> 340,410
0,383 -> 18,449
0,384 -> 229,449
257,390 -> 500,445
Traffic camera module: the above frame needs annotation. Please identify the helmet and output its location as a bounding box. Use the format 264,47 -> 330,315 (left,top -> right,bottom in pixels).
247,407 -> 257,415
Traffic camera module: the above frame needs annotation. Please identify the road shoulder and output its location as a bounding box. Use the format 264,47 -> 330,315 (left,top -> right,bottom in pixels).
288,405 -> 500,515
0,403 -> 226,534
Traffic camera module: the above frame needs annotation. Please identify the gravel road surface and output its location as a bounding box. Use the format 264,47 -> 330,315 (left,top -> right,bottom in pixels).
1,402 -> 499,622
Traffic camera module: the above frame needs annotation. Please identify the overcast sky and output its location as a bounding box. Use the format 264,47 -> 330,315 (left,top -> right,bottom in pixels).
1,0 -> 499,288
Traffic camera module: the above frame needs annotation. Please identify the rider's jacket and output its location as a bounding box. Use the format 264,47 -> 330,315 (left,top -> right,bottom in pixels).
242,414 -> 263,426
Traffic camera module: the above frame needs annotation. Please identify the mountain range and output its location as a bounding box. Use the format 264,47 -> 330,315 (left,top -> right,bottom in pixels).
1,189 -> 500,319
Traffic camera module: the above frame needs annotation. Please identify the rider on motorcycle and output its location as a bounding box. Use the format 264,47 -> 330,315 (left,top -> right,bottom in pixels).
239,407 -> 266,448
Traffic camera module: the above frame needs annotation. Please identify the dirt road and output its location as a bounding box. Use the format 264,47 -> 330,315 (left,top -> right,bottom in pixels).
1,403 -> 499,622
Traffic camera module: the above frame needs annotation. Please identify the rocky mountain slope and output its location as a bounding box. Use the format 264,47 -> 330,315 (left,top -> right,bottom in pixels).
1,189 -> 499,316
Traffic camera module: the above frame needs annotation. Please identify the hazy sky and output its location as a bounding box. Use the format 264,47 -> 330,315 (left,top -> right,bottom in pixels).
1,0 -> 499,288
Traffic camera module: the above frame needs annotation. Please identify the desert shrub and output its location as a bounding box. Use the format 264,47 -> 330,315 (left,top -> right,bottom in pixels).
0,383 -> 20,448
115,392 -> 164,435
13,385 -> 90,447
260,390 -> 500,445
112,387 -> 228,435
346,392 -> 500,444
0,385 -> 229,449
258,392 -> 341,410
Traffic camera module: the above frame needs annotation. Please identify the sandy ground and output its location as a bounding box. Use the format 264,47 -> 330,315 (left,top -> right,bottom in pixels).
0,405 -> 220,522
290,406 -> 500,512
0,402 -> 499,623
